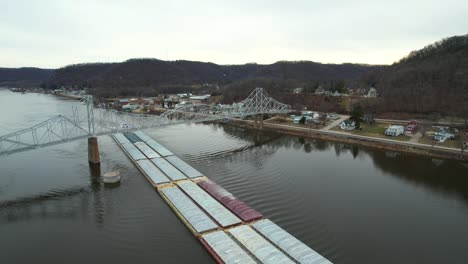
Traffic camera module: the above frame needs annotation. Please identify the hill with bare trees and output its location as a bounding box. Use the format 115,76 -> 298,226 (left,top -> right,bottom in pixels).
364,34 -> 468,116
44,59 -> 376,97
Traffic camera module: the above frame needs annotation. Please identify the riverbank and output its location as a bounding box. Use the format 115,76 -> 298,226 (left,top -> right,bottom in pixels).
53,92 -> 82,100
227,118 -> 468,161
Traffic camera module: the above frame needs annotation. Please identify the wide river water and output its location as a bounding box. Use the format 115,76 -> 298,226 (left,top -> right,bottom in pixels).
1,89 -> 468,264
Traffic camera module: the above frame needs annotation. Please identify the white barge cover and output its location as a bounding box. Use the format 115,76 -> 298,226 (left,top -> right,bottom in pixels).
121,142 -> 146,160
228,225 -> 294,264
134,142 -> 160,159
136,159 -> 170,185
113,133 -> 131,145
177,181 -> 241,227
202,231 -> 256,264
133,131 -> 152,142
151,157 -> 187,181
166,156 -> 203,178
160,186 -> 218,233
146,139 -> 173,157
252,219 -> 333,264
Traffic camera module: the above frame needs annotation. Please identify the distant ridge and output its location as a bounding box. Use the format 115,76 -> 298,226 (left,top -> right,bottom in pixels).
1,34 -> 467,116
46,59 -> 376,90
0,67 -> 53,87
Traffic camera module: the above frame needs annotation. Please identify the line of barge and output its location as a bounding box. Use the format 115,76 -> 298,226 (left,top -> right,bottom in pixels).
112,131 -> 333,264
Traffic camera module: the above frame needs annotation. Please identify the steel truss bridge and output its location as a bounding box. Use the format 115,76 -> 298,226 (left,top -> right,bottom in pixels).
0,88 -> 290,156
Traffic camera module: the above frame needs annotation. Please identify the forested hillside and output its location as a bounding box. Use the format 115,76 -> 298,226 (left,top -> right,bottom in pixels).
46,59 -> 376,97
0,67 -> 53,87
365,34 -> 468,116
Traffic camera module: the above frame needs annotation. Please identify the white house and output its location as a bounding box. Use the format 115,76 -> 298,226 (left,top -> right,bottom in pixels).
367,87 -> 378,97
332,91 -> 341,97
293,87 -> 304,94
177,93 -> 192,98
433,129 -> 455,142
190,94 -> 211,100
340,119 -> 356,130
315,87 -> 325,95
385,125 -> 405,136
122,104 -> 139,111
302,111 -> 320,119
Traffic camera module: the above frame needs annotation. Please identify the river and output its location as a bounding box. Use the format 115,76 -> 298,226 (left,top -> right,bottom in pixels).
1,89 -> 468,264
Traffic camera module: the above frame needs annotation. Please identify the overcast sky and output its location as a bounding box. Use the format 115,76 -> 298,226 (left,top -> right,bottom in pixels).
1,0 -> 467,68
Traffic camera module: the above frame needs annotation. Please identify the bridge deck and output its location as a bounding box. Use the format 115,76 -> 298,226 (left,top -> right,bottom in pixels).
111,131 -> 333,264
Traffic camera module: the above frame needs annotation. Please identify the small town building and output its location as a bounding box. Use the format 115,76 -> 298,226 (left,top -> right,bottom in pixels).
116,98 -> 129,105
122,104 -> 139,111
301,111 -> 320,119
433,128 -> 455,142
315,87 -> 326,95
332,91 -> 341,97
177,93 -> 192,98
385,125 -> 405,136
405,121 -> 418,133
190,94 -> 211,100
340,119 -> 356,130
293,87 -> 304,94
367,87 -> 378,97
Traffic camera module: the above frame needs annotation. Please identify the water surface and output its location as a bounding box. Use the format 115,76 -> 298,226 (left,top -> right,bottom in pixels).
1,89 -> 468,264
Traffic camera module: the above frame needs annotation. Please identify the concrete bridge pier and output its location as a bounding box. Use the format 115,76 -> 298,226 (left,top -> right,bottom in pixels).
253,114 -> 264,129
88,136 -> 100,167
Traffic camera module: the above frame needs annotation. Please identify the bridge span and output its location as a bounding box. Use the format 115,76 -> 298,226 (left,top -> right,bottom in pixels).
0,88 -> 289,157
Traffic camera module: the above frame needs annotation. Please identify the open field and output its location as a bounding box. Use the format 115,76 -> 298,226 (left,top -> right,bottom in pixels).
331,122 -> 411,141
419,135 -> 463,149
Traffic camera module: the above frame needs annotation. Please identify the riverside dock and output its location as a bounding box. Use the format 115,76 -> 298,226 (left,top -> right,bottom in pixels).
112,131 -> 333,264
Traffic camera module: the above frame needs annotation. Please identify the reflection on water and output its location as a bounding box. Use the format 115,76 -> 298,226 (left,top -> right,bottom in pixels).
1,90 -> 468,264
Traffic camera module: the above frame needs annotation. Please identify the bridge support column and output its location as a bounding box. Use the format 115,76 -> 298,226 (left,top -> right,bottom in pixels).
253,114 -> 263,130
88,137 -> 100,166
